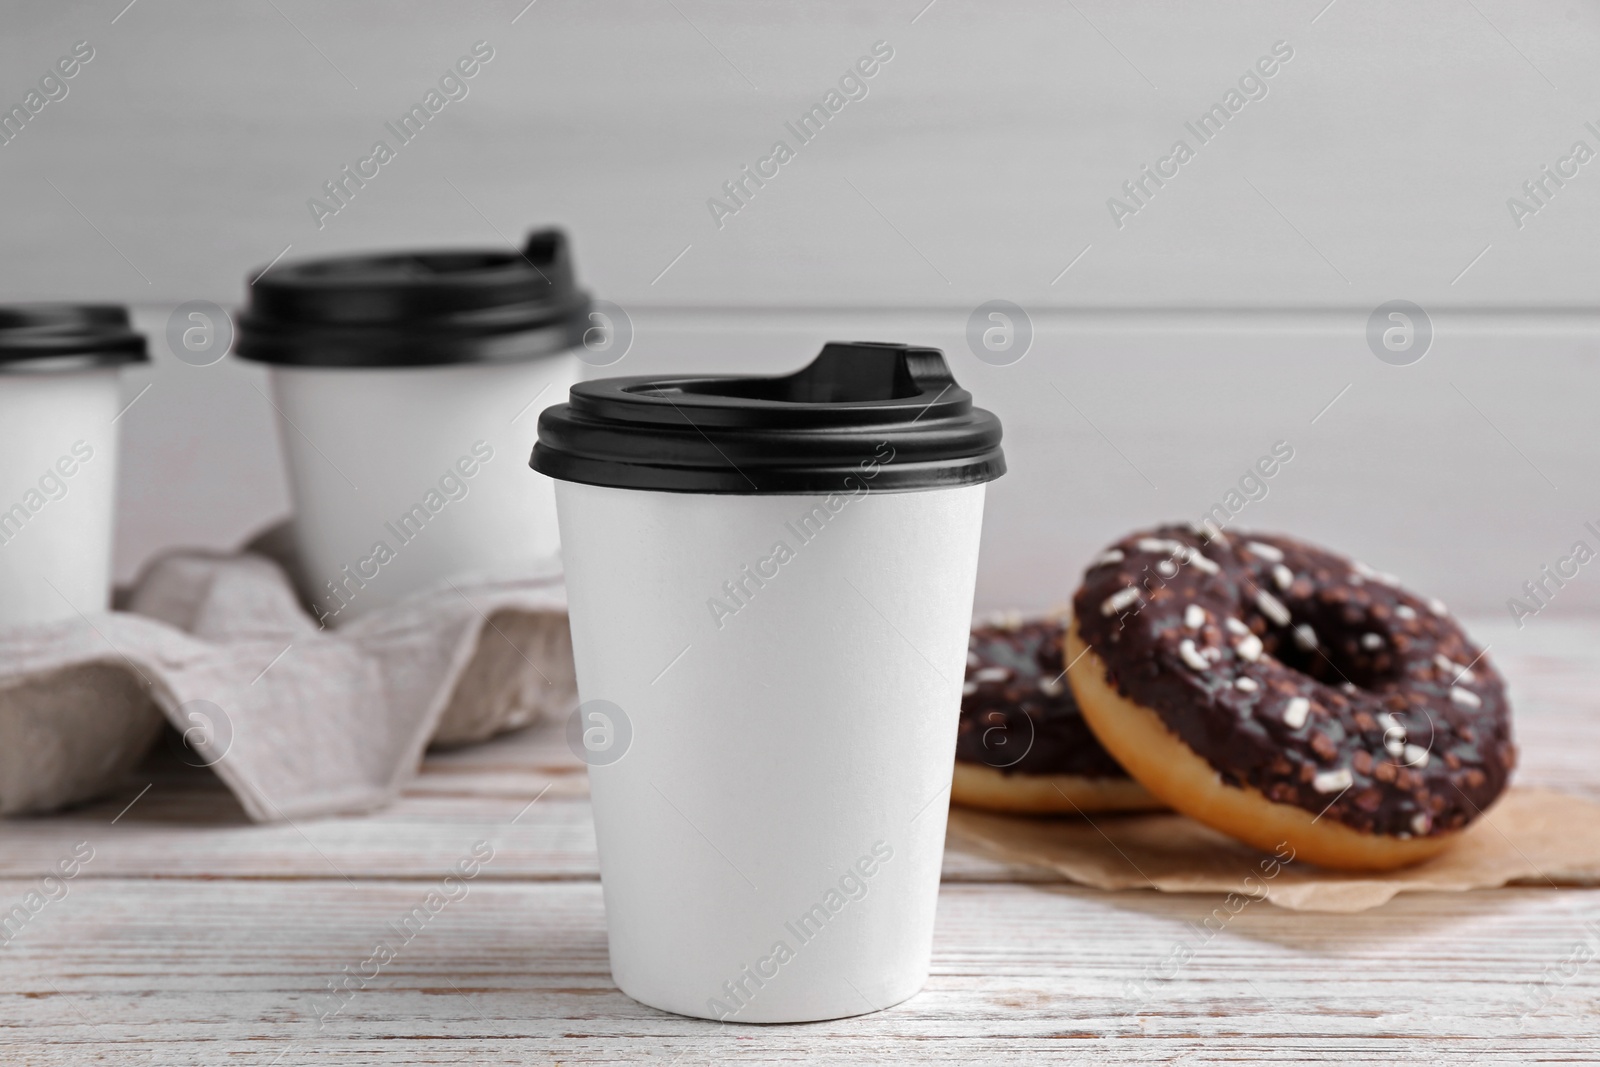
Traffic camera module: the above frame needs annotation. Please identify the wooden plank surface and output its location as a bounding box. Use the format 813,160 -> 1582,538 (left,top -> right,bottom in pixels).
4,881 -> 1597,1063
1,618 -> 1597,1062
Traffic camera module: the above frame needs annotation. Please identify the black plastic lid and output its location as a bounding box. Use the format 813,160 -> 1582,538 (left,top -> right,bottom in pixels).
234,228 -> 590,368
0,304 -> 148,373
531,341 -> 1006,494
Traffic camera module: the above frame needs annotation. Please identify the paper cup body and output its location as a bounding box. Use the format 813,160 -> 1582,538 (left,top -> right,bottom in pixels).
270,355 -> 578,621
0,369 -> 124,629
557,477 -> 986,1022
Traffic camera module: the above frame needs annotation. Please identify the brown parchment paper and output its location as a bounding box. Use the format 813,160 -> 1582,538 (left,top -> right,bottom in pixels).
946,786 -> 1600,912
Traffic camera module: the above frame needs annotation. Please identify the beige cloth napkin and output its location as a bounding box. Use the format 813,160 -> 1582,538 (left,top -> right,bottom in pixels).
0,546 -> 576,821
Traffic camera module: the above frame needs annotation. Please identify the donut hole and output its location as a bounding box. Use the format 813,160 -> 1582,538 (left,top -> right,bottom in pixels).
1259,600 -> 1404,693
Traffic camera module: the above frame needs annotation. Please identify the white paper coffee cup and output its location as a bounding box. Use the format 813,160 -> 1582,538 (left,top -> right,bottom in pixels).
0,306 -> 146,631
267,358 -> 577,621
534,342 -> 1005,1022
236,231 -> 592,623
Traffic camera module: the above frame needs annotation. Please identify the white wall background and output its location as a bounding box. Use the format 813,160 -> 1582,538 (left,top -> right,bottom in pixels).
4,0 -> 1599,306
3,2 -> 1598,629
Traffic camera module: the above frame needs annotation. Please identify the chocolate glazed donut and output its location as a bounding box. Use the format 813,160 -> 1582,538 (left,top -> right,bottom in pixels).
952,615 -> 1162,814
1067,526 -> 1515,870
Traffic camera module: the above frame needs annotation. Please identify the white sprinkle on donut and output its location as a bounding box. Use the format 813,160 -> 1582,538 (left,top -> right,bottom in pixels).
1235,677 -> 1259,692
1313,767 -> 1353,794
1352,560 -> 1377,580
1182,549 -> 1221,575
1225,617 -> 1251,636
1257,590 -> 1292,627
1294,623 -> 1319,649
1282,697 -> 1311,729
1395,604 -> 1417,620
967,651 -> 980,668
1178,639 -> 1210,672
1378,572 -> 1401,587
1156,559 -> 1178,578
1361,633 -> 1384,650
1429,597 -> 1448,617
1381,712 -> 1405,754
1038,675 -> 1064,697
1185,604 -> 1207,630
1235,632 -> 1264,662
973,667 -> 1009,683
1451,686 -> 1482,709
1245,540 -> 1284,562
1094,549 -> 1125,567
1102,587 -> 1142,615
1411,811 -> 1432,835
1403,743 -> 1430,768
962,681 -> 978,696
1273,564 -> 1294,590
1137,537 -> 1184,555
1435,653 -> 1474,683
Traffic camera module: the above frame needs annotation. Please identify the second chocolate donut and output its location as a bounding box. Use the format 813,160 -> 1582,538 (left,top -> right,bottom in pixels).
953,613 -> 1162,815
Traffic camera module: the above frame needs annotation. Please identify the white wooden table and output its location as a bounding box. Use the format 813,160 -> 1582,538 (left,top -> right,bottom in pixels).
3,618 -> 1598,1064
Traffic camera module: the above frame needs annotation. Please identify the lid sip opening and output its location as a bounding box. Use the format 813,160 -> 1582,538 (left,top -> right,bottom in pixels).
531,341 -> 1005,495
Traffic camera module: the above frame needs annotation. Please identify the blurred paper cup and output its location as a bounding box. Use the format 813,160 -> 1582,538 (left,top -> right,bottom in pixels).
236,230 -> 590,623
0,306 -> 147,630
533,342 -> 1005,1022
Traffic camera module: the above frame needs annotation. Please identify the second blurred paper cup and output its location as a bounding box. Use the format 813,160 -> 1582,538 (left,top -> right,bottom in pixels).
0,305 -> 147,631
533,342 -> 1005,1022
237,230 -> 590,623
